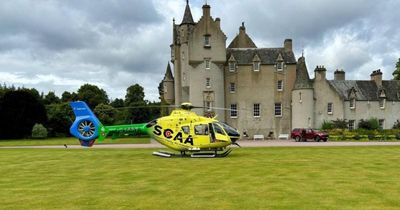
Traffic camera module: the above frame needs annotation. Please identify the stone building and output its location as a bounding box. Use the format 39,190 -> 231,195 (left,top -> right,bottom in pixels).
160,1 -> 400,138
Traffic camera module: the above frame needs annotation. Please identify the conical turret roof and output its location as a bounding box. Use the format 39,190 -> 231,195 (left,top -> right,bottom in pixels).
181,0 -> 195,25
228,22 -> 257,48
294,56 -> 313,89
163,63 -> 174,81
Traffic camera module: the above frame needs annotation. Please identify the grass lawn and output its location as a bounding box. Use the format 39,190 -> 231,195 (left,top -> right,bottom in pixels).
0,137 -> 150,147
1,146 -> 400,209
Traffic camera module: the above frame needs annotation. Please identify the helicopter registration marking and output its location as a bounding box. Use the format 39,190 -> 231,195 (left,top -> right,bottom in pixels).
153,125 -> 194,145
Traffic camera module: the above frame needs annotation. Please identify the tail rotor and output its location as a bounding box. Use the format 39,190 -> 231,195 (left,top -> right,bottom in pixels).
69,101 -> 103,147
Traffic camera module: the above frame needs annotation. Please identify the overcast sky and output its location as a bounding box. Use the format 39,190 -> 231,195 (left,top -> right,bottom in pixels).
0,0 -> 399,101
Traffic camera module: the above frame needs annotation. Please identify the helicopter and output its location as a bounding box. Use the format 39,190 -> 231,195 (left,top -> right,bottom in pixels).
69,101 -> 241,158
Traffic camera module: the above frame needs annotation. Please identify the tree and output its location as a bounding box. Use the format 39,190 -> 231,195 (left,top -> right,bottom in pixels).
77,84 -> 109,109
0,90 -> 47,139
110,98 -> 124,108
393,58 -> 400,80
61,91 -> 77,102
46,103 -> 73,137
43,91 -> 60,105
124,84 -> 149,123
94,103 -> 117,125
125,84 -> 145,106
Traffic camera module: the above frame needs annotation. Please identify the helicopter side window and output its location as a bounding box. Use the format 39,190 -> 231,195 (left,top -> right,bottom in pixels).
181,126 -> 190,135
212,123 -> 226,135
194,124 -> 208,135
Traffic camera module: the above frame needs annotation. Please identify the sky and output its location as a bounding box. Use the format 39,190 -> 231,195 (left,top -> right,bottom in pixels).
0,0 -> 399,101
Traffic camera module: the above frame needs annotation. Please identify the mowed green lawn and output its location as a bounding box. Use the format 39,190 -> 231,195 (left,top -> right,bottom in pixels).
1,146 -> 400,210
0,137 -> 150,147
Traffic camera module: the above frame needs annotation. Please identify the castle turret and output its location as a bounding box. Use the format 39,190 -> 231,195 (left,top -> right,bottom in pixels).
292,56 -> 314,128
162,63 -> 175,105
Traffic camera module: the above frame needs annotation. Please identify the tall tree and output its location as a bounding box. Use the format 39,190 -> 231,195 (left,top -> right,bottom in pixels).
124,84 -> 148,123
125,84 -> 145,106
77,84 -> 109,109
393,58 -> 400,80
0,90 -> 47,139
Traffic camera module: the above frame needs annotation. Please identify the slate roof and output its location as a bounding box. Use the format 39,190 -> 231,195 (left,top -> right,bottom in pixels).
181,2 -> 195,25
227,48 -> 296,65
294,56 -> 313,89
328,80 -> 400,101
163,63 -> 174,81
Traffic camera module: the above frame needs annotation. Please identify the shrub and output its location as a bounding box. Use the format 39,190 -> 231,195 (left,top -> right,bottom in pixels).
393,120 -> 400,129
32,123 -> 48,139
321,120 -> 334,130
332,119 -> 348,129
358,118 -> 380,130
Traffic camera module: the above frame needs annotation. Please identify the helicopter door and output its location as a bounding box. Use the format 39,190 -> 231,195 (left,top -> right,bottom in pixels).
193,124 -> 210,145
211,123 -> 228,142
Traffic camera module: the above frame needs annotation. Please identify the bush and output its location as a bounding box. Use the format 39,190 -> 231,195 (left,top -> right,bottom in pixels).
332,119 -> 348,129
32,123 -> 48,139
393,120 -> 400,129
358,118 -> 380,130
321,120 -> 334,130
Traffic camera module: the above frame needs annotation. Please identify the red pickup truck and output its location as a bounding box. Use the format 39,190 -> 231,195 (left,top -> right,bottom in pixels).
291,128 -> 329,142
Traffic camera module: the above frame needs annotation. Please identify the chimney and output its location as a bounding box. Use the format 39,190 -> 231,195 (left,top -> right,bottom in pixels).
314,65 -> 327,81
370,69 -> 382,87
334,69 -> 345,80
202,4 -> 211,18
215,17 -> 220,28
284,39 -> 292,52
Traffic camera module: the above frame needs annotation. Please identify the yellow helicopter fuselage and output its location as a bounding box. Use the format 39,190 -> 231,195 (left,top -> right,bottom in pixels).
149,109 -> 232,151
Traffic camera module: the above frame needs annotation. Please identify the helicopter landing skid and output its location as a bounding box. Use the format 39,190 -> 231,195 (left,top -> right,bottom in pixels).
152,149 -> 232,158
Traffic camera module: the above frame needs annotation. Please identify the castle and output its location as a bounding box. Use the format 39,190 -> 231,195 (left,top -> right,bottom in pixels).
160,1 -> 400,138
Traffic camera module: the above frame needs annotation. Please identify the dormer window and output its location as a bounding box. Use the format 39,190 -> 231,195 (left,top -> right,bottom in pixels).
277,62 -> 284,71
379,98 -> 386,109
229,61 -> 236,72
350,98 -> 356,109
204,35 -> 211,48
253,61 -> 260,72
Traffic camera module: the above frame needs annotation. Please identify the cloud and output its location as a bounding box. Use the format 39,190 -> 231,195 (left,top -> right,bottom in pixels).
0,0 -> 399,102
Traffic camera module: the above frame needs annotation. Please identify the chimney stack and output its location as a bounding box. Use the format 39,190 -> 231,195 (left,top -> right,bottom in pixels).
334,69 -> 346,80
370,69 -> 383,87
284,39 -> 292,52
202,4 -> 211,17
215,17 -> 220,28
314,65 -> 327,81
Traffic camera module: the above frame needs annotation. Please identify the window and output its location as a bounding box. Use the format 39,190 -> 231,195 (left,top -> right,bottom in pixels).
327,103 -> 333,114
195,124 -> 209,135
379,119 -> 385,129
205,101 -> 212,111
274,103 -> 282,117
349,120 -> 355,130
181,126 -> 190,134
229,62 -> 236,72
277,62 -> 283,71
205,59 -> 210,69
230,104 -> 238,118
350,98 -> 356,109
204,35 -> 210,47
230,83 -> 236,93
253,61 -> 260,71
379,98 -> 386,109
253,103 -> 260,117
206,78 -> 210,88
277,80 -> 283,91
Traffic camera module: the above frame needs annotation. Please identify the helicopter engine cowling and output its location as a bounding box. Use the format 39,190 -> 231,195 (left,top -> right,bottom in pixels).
69,101 -> 103,147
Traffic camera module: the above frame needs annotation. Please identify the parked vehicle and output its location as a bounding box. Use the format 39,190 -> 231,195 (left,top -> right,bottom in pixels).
291,128 -> 329,142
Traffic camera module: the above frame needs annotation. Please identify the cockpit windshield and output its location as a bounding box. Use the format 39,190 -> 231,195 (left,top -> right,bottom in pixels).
219,122 -> 240,137
212,123 -> 226,135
